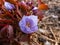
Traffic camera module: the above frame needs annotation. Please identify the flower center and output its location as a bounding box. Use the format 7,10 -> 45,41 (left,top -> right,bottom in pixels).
26,22 -> 30,27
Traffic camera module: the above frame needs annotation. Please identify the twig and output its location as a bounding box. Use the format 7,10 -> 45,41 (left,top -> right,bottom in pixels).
36,32 -> 59,43
42,15 -> 52,21
55,42 -> 58,45
14,39 -> 21,45
49,27 -> 59,45
49,27 -> 57,41
16,5 -> 22,18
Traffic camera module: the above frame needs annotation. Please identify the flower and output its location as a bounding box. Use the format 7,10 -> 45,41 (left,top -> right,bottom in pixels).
4,1 -> 15,10
32,7 -> 44,21
32,7 -> 38,15
32,7 -> 38,10
19,15 -> 38,34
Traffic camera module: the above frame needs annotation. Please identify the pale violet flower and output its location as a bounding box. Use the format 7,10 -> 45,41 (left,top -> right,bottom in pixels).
19,15 -> 38,34
32,7 -> 38,10
4,2 -> 15,10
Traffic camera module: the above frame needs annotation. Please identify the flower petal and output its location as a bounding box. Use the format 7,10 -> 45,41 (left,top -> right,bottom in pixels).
27,15 -> 38,26
4,2 -> 15,10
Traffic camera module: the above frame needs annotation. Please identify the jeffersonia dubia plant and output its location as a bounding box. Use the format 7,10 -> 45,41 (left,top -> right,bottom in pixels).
19,15 -> 38,34
4,1 -> 15,10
